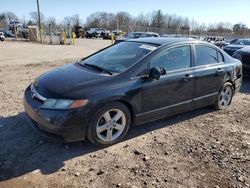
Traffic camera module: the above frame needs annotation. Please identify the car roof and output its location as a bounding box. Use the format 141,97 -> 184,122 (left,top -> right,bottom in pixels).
127,37 -> 198,45
142,32 -> 158,34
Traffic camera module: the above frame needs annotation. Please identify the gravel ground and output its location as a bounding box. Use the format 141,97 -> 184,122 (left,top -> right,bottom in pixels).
0,40 -> 249,188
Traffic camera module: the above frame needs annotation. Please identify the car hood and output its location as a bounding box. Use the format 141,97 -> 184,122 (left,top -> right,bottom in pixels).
35,63 -> 110,99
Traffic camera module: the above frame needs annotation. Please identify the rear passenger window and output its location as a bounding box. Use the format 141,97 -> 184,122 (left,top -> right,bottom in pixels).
218,52 -> 224,62
195,46 -> 222,66
150,46 -> 191,71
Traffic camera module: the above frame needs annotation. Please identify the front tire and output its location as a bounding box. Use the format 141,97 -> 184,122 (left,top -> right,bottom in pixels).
214,82 -> 234,110
87,102 -> 131,147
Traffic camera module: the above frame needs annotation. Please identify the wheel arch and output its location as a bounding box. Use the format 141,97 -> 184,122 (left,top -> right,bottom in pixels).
224,79 -> 235,93
116,99 -> 135,124
87,97 -> 136,126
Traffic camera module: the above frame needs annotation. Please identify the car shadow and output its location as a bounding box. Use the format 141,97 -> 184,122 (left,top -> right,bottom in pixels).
0,106 -> 214,181
0,112 -> 99,181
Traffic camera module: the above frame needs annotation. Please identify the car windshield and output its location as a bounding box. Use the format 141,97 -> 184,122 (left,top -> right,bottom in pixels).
80,42 -> 158,74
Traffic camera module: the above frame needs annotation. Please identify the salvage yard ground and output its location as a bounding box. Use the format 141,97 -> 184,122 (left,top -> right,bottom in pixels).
0,39 -> 249,188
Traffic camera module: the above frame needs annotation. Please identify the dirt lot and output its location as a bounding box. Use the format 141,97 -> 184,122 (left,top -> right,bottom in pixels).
0,40 -> 249,188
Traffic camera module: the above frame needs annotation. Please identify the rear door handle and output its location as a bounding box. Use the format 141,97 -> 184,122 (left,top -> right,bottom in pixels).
183,74 -> 194,82
216,68 -> 224,74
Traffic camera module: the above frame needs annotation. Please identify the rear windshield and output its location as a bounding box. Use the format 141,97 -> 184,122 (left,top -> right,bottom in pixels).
234,39 -> 250,45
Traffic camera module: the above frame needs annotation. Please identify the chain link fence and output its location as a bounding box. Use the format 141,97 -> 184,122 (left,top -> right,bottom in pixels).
118,24 -> 250,38
41,25 -> 69,44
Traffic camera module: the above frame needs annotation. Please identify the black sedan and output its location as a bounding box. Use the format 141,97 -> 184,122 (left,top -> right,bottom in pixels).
233,46 -> 250,75
24,38 -> 242,146
224,38 -> 250,56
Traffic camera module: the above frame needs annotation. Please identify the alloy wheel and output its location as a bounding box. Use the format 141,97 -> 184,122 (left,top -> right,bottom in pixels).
219,86 -> 233,107
96,109 -> 126,142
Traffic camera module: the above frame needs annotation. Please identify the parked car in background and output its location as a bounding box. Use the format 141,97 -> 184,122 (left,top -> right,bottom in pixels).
21,29 -> 29,39
86,28 -> 110,38
204,36 -> 225,47
224,38 -> 250,56
102,30 -> 114,40
214,37 -> 226,48
225,38 -> 239,46
115,32 -> 159,44
139,32 -> 159,38
85,28 -> 99,38
9,21 -> 23,32
112,29 -> 122,36
114,32 -> 144,44
0,29 -> 15,38
99,29 -> 110,38
127,32 -> 144,39
24,38 -> 242,146
73,26 -> 85,38
96,28 -> 107,36
0,32 -> 5,41
233,46 -> 250,75
223,38 -> 239,48
162,34 -> 183,38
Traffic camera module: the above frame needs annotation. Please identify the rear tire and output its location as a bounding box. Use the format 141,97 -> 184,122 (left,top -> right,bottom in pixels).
214,82 -> 234,110
87,102 -> 131,147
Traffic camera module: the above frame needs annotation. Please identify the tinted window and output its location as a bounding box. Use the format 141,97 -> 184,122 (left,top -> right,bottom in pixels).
195,46 -> 220,66
80,42 -> 157,73
242,40 -> 250,45
151,46 -> 191,71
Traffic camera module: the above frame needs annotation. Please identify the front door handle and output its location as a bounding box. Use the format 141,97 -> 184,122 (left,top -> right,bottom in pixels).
216,68 -> 224,74
183,74 -> 194,82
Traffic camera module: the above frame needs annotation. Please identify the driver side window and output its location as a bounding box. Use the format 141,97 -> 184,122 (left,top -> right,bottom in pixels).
150,46 -> 191,71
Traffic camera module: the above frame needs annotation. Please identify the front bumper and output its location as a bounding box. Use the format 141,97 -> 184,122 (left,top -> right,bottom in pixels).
23,86 -> 89,142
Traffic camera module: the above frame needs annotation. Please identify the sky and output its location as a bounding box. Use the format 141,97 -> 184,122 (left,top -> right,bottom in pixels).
1,0 -> 250,27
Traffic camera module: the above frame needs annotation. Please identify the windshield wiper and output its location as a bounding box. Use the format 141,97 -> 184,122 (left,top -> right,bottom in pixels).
82,63 -> 113,75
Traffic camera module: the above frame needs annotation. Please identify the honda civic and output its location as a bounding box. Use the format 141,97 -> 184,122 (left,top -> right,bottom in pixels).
24,38 -> 242,146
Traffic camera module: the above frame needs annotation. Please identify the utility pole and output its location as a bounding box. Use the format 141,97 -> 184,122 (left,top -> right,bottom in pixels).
36,0 -> 42,43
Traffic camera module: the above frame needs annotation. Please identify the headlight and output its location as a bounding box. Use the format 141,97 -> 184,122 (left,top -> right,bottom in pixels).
41,99 -> 88,109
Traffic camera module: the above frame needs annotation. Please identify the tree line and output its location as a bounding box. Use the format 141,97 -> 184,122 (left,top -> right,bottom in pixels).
0,10 -> 249,37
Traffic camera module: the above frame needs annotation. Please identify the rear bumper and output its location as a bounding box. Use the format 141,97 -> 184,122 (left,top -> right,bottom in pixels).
23,86 -> 89,142
234,76 -> 242,94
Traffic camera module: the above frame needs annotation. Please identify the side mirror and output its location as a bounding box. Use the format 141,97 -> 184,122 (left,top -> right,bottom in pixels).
149,67 -> 166,80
